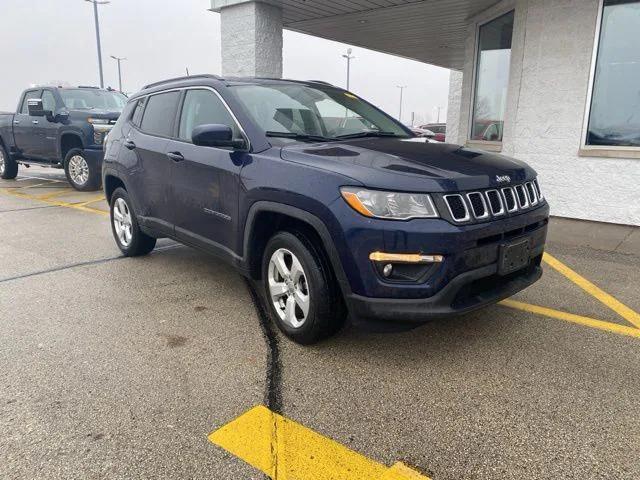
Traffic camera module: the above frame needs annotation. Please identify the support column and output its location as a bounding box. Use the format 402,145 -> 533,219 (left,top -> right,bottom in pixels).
445,70 -> 463,144
212,1 -> 283,78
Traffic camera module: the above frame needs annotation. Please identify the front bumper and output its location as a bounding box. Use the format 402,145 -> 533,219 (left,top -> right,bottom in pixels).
331,200 -> 549,323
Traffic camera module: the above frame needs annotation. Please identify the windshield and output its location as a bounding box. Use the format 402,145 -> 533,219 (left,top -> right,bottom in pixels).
230,83 -> 410,140
60,89 -> 127,111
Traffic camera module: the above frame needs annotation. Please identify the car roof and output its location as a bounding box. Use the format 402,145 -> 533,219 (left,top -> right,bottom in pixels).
133,74 -> 339,100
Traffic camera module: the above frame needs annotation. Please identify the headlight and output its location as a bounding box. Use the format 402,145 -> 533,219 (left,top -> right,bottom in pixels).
341,187 -> 439,220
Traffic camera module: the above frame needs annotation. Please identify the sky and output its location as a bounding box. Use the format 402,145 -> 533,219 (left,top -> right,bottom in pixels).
0,0 -> 450,125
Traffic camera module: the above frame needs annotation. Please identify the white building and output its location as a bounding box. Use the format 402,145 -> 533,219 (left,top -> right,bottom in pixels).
210,0 -> 640,226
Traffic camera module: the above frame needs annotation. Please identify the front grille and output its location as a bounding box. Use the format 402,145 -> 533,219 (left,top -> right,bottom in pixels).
485,190 -> 505,215
467,192 -> 488,219
502,188 -> 517,212
514,184 -> 529,208
443,194 -> 470,221
442,180 -> 545,224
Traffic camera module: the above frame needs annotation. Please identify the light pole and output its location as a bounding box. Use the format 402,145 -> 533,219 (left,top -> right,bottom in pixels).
436,106 -> 443,123
85,0 -> 110,89
342,48 -> 355,91
110,55 -> 126,92
396,85 -> 407,123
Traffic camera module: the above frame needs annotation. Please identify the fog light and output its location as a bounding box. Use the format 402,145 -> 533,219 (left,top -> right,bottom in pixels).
383,264 -> 393,277
369,252 -> 444,263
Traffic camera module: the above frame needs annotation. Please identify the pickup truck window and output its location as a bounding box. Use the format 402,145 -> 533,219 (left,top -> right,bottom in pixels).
140,91 -> 180,137
59,89 -> 126,111
178,89 -> 240,141
20,90 -> 40,114
42,90 -> 56,112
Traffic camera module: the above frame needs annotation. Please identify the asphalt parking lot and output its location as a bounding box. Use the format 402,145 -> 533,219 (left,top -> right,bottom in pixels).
1,167 -> 639,480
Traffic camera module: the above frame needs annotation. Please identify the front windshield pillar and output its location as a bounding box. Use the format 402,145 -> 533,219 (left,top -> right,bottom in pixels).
216,1 -> 283,78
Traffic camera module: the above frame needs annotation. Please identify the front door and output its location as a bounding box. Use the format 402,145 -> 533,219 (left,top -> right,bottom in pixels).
168,88 -> 246,254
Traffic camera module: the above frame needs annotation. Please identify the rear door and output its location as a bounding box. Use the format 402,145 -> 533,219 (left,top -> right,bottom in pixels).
166,87 -> 247,253
126,90 -> 181,234
13,90 -> 42,158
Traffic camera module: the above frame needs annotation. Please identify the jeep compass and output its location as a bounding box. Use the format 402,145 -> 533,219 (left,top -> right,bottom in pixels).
102,75 -> 549,344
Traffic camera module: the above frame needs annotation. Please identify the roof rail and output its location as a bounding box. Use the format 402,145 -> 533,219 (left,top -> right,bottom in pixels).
77,85 -> 101,89
142,74 -> 222,90
307,80 -> 334,86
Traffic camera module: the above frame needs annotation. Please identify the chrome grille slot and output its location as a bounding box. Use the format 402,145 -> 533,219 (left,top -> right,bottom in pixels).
501,187 -> 518,212
525,182 -> 538,205
514,184 -> 529,209
533,178 -> 543,200
466,192 -> 489,219
485,190 -> 505,216
444,194 -> 470,222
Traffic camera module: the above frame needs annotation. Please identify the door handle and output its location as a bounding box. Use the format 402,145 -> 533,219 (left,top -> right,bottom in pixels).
32,120 -> 39,125
13,120 -> 20,125
167,151 -> 184,162
123,140 -> 136,150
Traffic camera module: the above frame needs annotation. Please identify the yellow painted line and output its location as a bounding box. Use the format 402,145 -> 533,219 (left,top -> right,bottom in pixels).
209,405 -> 431,480
75,195 -> 106,207
543,252 -> 640,330
500,299 -> 640,339
35,188 -> 76,200
0,188 -> 108,216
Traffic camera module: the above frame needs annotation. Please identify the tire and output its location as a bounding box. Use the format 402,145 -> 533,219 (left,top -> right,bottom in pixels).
64,148 -> 100,191
261,230 -> 346,344
109,187 -> 156,257
0,143 -> 18,180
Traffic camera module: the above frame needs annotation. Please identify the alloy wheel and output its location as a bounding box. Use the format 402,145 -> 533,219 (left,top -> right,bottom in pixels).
0,149 -> 5,176
68,155 -> 89,185
113,197 -> 133,247
268,248 -> 310,328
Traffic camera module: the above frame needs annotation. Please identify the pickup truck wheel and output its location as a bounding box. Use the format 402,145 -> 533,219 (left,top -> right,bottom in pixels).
64,149 -> 100,191
0,144 -> 18,180
110,187 -> 156,257
262,231 -> 346,344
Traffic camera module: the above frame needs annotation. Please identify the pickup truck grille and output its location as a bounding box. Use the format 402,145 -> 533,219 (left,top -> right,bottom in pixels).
443,181 -> 544,223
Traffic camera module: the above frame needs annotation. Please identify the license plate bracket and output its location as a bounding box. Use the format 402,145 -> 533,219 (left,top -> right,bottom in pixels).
498,238 -> 531,275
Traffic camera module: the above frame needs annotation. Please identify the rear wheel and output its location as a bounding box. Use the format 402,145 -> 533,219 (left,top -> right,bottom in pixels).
0,144 -> 18,180
64,148 -> 100,191
110,187 -> 156,257
262,230 -> 346,344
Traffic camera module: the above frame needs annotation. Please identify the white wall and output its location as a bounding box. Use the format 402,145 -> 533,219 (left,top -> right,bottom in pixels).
454,0 -> 640,226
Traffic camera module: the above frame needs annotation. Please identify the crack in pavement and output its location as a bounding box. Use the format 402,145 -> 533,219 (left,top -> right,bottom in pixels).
0,205 -> 61,214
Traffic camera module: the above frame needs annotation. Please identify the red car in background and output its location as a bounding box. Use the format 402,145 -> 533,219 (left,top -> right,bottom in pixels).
420,123 -> 446,142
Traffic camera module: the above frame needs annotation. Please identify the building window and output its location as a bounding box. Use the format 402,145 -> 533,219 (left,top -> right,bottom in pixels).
470,11 -> 514,142
586,0 -> 640,148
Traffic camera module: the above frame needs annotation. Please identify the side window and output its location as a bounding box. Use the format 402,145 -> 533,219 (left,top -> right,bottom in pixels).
140,91 -> 180,137
178,89 -> 241,142
42,90 -> 56,112
131,98 -> 146,127
20,90 -> 41,114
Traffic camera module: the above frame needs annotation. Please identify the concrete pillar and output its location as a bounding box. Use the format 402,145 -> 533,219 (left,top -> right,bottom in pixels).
445,70 -> 463,144
212,1 -> 283,78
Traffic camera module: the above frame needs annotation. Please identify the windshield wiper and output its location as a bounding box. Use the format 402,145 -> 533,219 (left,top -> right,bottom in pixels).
265,131 -> 334,142
335,131 -> 403,140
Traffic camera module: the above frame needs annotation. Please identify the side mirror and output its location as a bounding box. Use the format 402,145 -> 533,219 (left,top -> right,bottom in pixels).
192,124 -> 246,150
27,98 -> 52,118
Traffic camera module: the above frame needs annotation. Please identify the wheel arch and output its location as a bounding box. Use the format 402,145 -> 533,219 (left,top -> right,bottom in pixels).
60,133 -> 84,159
103,174 -> 127,203
242,201 -> 352,298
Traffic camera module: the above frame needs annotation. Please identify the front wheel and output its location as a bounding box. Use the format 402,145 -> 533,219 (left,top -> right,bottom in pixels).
64,148 -> 100,191
110,187 -> 156,257
262,231 -> 346,344
0,144 -> 18,180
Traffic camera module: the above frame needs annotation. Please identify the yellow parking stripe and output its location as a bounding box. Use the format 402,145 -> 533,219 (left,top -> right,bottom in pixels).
542,253 -> 640,330
0,188 -> 109,216
209,405 -> 431,480
36,188 -> 76,200
75,195 -> 106,207
500,299 -> 640,339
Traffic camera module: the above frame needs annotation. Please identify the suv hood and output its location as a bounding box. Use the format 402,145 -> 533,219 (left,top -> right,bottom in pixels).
280,137 -> 536,192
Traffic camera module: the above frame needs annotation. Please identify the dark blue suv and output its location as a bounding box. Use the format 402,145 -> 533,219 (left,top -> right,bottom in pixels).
102,75 -> 549,344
